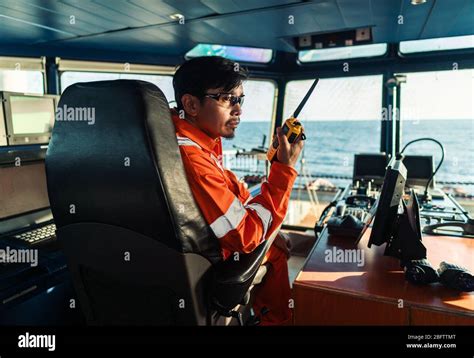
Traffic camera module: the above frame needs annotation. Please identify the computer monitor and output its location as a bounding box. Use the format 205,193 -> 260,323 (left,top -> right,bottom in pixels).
1,91 -> 58,145
403,155 -> 435,189
0,161 -> 50,221
368,158 -> 406,247
368,157 -> 426,262
353,153 -> 388,185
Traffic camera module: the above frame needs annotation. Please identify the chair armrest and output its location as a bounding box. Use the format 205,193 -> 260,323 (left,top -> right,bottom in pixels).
210,239 -> 271,315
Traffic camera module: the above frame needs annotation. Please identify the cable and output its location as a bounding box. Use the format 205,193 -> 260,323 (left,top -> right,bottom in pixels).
399,137 -> 445,201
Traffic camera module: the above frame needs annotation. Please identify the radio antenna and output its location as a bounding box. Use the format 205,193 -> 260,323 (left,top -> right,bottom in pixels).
293,78 -> 319,119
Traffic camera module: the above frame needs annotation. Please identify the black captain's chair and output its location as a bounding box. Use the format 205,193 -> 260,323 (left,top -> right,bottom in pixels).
45,80 -> 276,325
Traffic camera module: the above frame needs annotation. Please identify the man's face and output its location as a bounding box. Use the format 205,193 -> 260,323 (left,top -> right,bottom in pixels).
194,84 -> 243,139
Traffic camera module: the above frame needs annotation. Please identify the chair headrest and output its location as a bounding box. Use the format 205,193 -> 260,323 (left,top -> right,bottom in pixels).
46,80 -> 221,263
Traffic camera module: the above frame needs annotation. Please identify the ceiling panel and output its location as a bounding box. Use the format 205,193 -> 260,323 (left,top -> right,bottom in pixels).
157,0 -> 217,19
421,0 -> 474,38
311,1 -> 346,29
0,19 -> 71,45
55,2 -> 331,54
0,0 -> 132,39
396,0 -> 435,41
337,0 -> 373,29
0,0 -> 218,45
200,0 -> 300,14
0,0 -> 472,57
370,0 -> 401,43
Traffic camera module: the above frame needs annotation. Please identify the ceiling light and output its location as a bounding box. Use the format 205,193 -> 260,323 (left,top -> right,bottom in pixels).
169,13 -> 184,21
411,0 -> 427,5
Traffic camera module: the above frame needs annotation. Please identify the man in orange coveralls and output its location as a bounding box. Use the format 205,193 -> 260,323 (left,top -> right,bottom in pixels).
171,56 -> 304,325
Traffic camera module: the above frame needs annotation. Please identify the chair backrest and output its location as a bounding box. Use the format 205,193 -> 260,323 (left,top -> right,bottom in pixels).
46,80 -> 222,325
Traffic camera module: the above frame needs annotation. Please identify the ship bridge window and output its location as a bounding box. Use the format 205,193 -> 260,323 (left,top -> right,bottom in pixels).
221,79 -> 276,176
298,43 -> 387,63
58,59 -> 175,104
61,72 -> 175,104
0,56 -> 44,94
400,35 -> 474,54
398,69 -> 474,213
185,44 -> 273,64
283,75 -> 383,228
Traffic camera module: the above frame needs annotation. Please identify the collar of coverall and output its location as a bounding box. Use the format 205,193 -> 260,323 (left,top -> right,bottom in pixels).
171,108 -> 221,154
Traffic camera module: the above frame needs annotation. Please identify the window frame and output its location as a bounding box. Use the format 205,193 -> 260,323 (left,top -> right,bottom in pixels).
59,70 -> 175,99
57,59 -> 176,103
244,77 -> 278,154
283,74 -> 384,121
221,77 -> 278,175
0,56 -> 46,94
394,68 -> 474,199
281,73 -> 385,230
58,65 -> 279,159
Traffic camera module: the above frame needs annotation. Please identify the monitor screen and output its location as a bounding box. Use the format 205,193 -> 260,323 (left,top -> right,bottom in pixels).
10,95 -> 54,134
403,155 -> 434,188
368,158 -> 407,248
0,161 -> 50,220
368,158 -> 428,262
353,153 -> 388,184
2,92 -> 57,145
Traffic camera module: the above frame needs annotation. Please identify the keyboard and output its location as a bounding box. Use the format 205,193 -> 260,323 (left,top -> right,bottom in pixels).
13,223 -> 56,245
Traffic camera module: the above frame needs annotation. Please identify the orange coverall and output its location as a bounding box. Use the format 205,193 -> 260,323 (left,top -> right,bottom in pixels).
172,110 -> 298,325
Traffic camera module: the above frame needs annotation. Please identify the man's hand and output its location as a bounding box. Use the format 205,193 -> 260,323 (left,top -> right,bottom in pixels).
275,126 -> 305,168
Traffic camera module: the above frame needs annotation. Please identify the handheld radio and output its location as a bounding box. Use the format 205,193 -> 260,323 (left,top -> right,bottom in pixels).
267,78 -> 319,162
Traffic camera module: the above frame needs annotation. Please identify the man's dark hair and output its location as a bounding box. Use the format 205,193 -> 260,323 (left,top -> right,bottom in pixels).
173,56 -> 248,110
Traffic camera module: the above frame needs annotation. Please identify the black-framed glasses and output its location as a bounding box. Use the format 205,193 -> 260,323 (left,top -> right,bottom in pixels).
204,93 -> 245,107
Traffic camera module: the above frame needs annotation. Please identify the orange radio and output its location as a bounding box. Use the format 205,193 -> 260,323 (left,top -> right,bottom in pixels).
267,78 -> 319,162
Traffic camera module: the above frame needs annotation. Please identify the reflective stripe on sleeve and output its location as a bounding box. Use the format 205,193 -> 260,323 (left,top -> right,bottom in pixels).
177,136 -> 202,149
210,196 -> 247,238
245,203 -> 273,243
